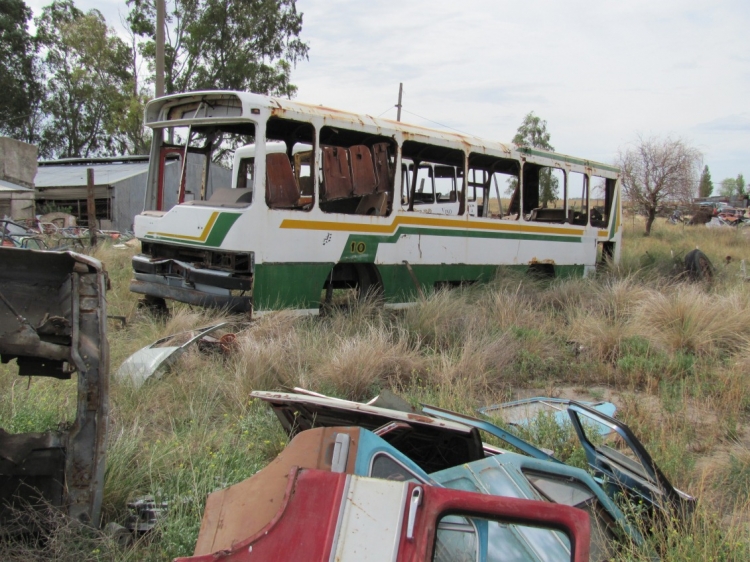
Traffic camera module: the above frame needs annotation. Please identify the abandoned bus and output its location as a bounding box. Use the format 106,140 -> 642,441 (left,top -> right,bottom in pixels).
130,91 -> 622,314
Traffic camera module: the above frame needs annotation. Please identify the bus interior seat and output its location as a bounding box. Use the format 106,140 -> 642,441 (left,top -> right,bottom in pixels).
266,153 -> 300,208
349,145 -> 377,196
372,143 -> 392,193
355,192 -> 388,216
321,146 -> 353,200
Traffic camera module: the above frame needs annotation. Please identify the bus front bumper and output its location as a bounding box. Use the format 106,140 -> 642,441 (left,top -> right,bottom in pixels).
131,255 -> 252,313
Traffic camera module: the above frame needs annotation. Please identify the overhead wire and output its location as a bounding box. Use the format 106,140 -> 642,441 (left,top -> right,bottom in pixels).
400,108 -> 470,136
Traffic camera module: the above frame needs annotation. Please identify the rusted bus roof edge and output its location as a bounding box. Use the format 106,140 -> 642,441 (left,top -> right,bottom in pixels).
145,90 -> 620,177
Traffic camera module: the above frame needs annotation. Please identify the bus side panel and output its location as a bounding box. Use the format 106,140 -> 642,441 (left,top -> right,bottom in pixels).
378,263 -> 510,302
253,263 -> 332,311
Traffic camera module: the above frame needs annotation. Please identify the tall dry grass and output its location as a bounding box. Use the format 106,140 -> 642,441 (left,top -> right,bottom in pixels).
3,221 -> 750,559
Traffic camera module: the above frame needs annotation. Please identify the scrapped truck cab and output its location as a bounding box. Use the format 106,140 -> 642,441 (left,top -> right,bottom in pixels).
176,467 -> 590,562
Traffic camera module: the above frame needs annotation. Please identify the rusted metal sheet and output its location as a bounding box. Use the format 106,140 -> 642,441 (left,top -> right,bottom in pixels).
177,467 -> 591,562
0,247 -> 109,528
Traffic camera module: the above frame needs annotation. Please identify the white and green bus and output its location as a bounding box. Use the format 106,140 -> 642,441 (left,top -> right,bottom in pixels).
131,91 -> 622,314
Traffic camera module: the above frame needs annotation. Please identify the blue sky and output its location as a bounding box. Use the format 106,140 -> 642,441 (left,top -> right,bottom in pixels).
26,0 -> 750,183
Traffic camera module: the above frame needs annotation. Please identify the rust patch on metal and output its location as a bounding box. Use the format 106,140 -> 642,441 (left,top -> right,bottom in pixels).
406,413 -> 436,424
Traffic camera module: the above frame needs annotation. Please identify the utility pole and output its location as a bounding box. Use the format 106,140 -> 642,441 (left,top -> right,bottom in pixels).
156,0 -> 165,97
396,83 -> 403,122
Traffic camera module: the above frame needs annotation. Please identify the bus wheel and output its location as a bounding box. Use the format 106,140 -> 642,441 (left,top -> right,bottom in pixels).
527,263 -> 555,279
320,263 -> 382,311
355,264 -> 384,304
138,295 -> 170,318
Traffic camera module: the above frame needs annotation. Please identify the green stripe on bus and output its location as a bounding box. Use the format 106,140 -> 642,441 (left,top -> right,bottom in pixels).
339,225 -> 582,263
144,212 -> 241,247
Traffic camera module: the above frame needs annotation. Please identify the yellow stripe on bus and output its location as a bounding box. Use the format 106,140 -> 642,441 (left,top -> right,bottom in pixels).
279,215 -> 585,237
147,211 -> 219,242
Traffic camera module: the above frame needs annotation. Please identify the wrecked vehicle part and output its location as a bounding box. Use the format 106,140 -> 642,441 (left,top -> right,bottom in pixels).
195,427 -> 624,562
567,402 -> 696,516
126,496 -> 168,534
478,397 -> 617,437
431,452 -> 643,561
0,247 -> 109,527
243,409 -> 642,559
192,426 -> 434,555
428,400 -> 694,519
115,322 -> 228,387
250,391 -> 484,473
182,457 -> 590,562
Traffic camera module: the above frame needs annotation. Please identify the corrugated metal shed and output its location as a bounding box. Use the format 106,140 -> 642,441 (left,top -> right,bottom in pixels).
35,161 -> 150,189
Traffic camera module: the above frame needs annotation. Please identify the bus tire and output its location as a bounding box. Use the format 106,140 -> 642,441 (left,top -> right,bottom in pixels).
527,263 -> 555,279
138,295 -> 170,318
355,263 -> 383,302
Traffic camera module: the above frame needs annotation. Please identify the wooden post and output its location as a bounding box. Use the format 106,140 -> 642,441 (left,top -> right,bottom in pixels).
86,168 -> 98,247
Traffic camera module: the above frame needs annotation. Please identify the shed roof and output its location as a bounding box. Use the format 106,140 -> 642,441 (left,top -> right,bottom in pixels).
0,179 -> 33,192
35,161 -> 150,188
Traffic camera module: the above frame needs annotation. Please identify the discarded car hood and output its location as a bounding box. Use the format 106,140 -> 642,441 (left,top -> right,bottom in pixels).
116,323 -> 228,387
251,391 -> 484,473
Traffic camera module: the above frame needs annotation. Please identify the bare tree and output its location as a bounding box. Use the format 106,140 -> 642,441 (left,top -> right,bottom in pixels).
617,135 -> 702,235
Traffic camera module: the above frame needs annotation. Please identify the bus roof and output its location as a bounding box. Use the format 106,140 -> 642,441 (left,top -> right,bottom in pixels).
145,91 -> 619,175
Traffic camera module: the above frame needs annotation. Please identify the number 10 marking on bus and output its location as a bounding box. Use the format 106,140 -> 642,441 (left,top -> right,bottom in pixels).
350,241 -> 367,254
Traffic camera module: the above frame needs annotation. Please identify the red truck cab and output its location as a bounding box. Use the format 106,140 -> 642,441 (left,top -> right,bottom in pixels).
176,466 -> 589,562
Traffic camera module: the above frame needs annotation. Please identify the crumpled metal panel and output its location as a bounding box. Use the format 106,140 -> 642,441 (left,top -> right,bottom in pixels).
116,323 -> 228,387
0,247 -> 109,527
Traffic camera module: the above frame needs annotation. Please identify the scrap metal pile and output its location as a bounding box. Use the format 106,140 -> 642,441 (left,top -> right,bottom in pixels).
1,216 -> 132,250
176,390 -> 694,562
